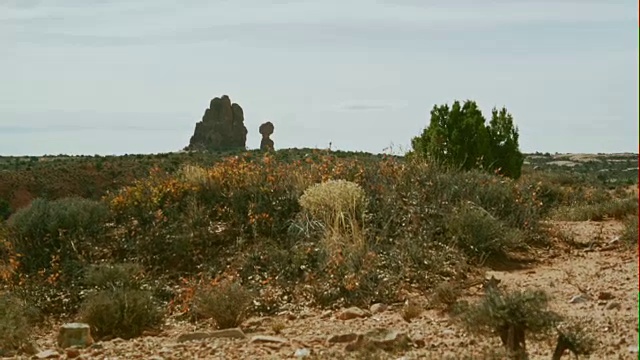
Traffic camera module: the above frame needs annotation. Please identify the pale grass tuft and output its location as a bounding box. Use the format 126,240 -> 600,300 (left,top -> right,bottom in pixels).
177,165 -> 210,186
270,319 -> 286,334
401,299 -> 423,322
299,179 -> 368,256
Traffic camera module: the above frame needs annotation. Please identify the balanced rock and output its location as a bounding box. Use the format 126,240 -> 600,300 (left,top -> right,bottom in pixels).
259,121 -> 275,151
187,95 -> 248,151
57,323 -> 94,349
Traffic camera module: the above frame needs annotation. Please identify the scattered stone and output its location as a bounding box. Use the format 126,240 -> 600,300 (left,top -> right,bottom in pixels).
370,303 -> 388,314
0,350 -> 16,358
320,310 -> 332,319
280,311 -> 297,321
294,348 -> 311,357
177,328 -> 246,343
90,349 -> 104,357
344,335 -> 366,352
629,345 -> 639,353
337,307 -> 371,320
56,323 -> 94,349
176,332 -> 211,343
186,95 -> 248,151
35,349 -> 60,359
569,294 -> 588,304
364,328 -> 412,351
482,275 -> 502,292
598,292 -> 614,300
21,341 -> 40,355
249,335 -> 289,344
605,302 -> 621,310
343,329 -> 412,352
327,333 -> 359,344
142,330 -> 162,337
65,347 -> 81,359
442,329 -> 456,336
245,317 -> 267,328
298,311 -> 314,319
259,121 -> 275,151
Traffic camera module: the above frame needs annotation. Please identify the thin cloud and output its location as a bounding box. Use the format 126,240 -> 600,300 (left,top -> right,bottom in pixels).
2,0 -> 633,48
337,101 -> 409,112
340,104 -> 390,112
0,124 -> 182,133
7,19 -> 630,55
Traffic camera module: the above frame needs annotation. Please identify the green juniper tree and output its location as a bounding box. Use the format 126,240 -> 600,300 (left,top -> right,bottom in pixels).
411,100 -> 524,179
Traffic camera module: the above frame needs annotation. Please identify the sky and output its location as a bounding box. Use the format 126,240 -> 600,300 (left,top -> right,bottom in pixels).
1,0 -> 638,156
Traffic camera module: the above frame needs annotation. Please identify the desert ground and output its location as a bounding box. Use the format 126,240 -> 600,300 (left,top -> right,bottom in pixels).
11,220 -> 634,360
1,150 -> 638,360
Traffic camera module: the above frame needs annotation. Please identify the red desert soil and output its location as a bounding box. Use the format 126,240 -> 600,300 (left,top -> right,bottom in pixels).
21,220 -> 639,360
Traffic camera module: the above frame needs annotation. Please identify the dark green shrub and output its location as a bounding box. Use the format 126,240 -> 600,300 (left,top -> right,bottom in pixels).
446,202 -> 522,261
621,215 -> 638,247
462,288 -> 561,359
0,199 -> 11,220
8,197 -> 108,274
80,263 -> 162,339
80,288 -> 163,340
410,100 -> 524,179
552,321 -> 595,359
0,293 -> 33,355
84,263 -> 145,290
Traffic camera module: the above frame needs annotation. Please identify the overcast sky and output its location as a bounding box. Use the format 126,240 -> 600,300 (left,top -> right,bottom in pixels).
1,0 -> 637,156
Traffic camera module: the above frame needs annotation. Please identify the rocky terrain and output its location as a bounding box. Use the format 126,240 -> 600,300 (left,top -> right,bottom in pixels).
14,219 -> 638,360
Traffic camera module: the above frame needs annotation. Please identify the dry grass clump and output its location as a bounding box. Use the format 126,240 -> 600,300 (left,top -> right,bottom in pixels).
620,214 -> 639,247
299,179 -> 368,255
400,299 -> 423,322
431,281 -> 463,310
270,319 -> 286,334
84,263 -> 145,290
550,197 -> 637,221
192,281 -> 253,329
552,320 -> 595,359
177,164 -> 210,186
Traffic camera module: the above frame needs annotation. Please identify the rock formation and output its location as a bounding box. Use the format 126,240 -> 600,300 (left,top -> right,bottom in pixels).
187,95 -> 248,151
259,121 -> 274,151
